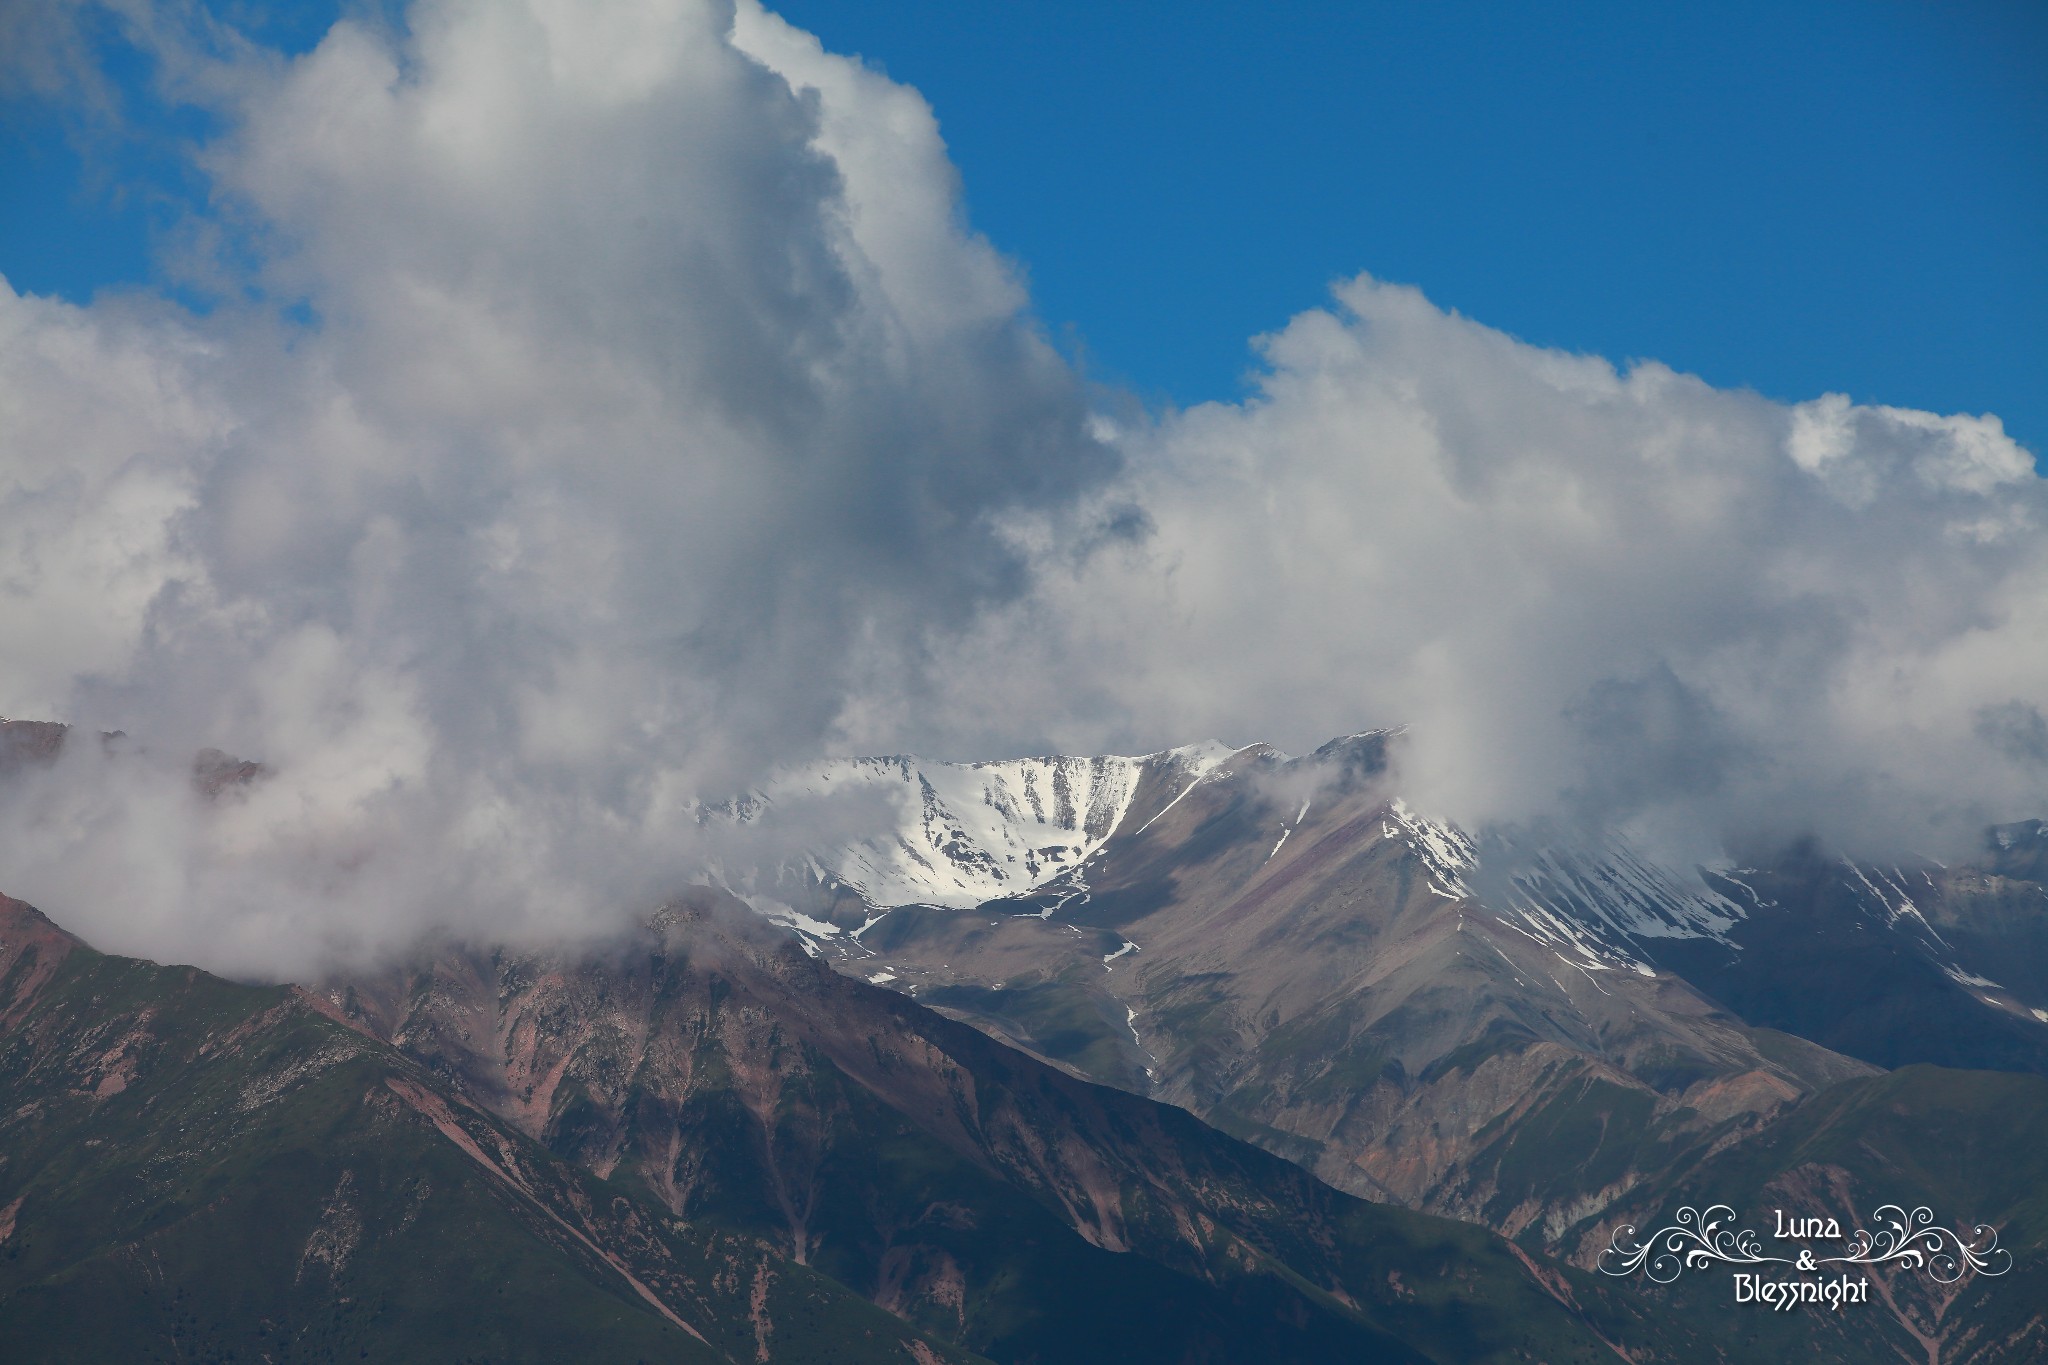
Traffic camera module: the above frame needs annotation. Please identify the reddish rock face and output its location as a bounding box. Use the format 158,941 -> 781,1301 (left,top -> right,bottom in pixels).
318,889 -> 1348,1265
0,895 -> 988,1364
0,720 -> 265,797
312,888 -> 1648,1358
0,895 -> 77,1030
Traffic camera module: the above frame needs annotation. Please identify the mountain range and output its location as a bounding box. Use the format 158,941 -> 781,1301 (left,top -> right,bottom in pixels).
3,718 -> 2044,1361
725,730 -> 2048,1358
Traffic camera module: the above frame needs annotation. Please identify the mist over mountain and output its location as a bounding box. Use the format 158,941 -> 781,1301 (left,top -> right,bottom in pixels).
907,282 -> 2047,866
1,0 -> 2043,980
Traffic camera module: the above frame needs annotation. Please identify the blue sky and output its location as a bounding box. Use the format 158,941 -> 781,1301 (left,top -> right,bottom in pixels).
4,1 -> 2046,960
4,0 -> 2044,451
777,0 -> 2047,452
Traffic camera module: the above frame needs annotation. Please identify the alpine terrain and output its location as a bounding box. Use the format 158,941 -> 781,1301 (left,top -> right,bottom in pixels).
716,729 -> 2048,1362
1,720 -> 2042,1362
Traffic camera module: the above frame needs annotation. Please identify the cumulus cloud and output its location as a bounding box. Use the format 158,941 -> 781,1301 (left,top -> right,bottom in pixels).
0,0 -> 1112,974
903,277 -> 2047,862
1,1 -> 2043,977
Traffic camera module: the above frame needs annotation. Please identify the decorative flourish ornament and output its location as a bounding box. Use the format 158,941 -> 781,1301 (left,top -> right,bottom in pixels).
1599,1206 -> 1790,1283
1821,1205 -> 2012,1283
1598,1204 -> 2011,1284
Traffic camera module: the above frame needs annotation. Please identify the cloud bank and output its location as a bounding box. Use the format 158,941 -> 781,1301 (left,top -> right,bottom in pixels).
1,0 -> 2043,974
0,0 -> 1114,973
909,280 -> 2047,862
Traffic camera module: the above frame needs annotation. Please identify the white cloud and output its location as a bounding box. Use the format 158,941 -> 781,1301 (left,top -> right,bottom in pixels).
0,289 -> 218,718
1,3 -> 2043,978
902,276 -> 2046,861
0,0 -> 1111,975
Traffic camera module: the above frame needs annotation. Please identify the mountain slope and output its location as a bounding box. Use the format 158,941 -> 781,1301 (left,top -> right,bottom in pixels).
806,737 -> 1876,1246
1584,1064 -> 2048,1364
1652,837 -> 2048,1076
320,886 -> 1683,1364
0,893 -> 983,1364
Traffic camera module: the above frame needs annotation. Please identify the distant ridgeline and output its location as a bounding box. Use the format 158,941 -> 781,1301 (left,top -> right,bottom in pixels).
1,726 -> 2043,1360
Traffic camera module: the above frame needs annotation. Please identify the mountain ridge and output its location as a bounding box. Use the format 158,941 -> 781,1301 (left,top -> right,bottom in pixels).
2,888 -> 1691,1363
771,731 -> 2047,1272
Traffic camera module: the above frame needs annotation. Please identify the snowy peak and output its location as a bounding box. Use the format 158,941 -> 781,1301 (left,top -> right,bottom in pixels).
748,742 -> 1239,910
1382,797 -> 1479,900
725,729 -> 1761,980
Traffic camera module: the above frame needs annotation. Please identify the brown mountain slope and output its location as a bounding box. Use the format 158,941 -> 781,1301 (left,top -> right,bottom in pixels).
822,736 -> 1875,1247
0,893 -> 984,1364
316,886 -> 1694,1364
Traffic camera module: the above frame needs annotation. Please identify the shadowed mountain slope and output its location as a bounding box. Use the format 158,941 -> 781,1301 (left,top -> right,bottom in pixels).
1579,1064 -> 2048,1364
0,892 -> 986,1364
319,887 -> 1690,1364
810,738 -> 1878,1243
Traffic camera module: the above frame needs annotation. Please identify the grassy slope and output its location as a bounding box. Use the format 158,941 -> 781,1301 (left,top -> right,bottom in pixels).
0,918 -> 981,1364
348,903 -> 1678,1364
1589,1065 -> 2048,1364
0,900 -> 1657,1364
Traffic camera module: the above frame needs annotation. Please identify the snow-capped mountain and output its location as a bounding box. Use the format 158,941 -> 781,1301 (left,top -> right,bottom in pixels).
707,728 -> 2048,1262
726,732 -> 2035,1039
716,740 -> 1239,921
6,719 -> 2043,1365
725,731 -> 1748,976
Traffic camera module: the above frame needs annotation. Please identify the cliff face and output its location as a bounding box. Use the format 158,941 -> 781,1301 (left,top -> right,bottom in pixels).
0,720 -> 68,767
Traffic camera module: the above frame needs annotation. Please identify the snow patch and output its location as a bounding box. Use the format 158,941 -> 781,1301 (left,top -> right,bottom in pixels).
750,900 -> 841,940
732,743 -> 1238,911
1132,741 -> 1241,837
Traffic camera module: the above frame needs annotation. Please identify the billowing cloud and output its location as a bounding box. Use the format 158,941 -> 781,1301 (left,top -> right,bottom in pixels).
2,2 -> 2043,978
903,278 -> 2047,862
0,0 -> 1112,974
